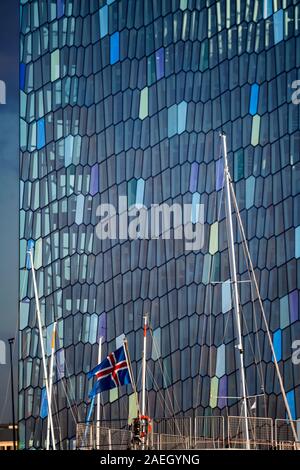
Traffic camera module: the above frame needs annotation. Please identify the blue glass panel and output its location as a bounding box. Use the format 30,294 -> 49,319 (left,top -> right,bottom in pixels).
249,84 -> 259,116
272,329 -> 282,362
98,313 -> 107,341
107,0 -> 116,4
273,10 -> 283,44
57,0 -> 64,18
168,104 -> 177,138
136,178 -> 145,205
20,63 -> 26,91
155,48 -> 164,80
177,101 -> 187,134
286,390 -> 296,420
99,5 -> 108,38
37,118 -> 45,149
90,164 -> 99,196
263,0 -> 273,19
110,32 -> 120,64
189,162 -> 199,193
191,192 -> 200,224
290,291 -> 298,323
40,387 -> 48,418
26,239 -> 35,269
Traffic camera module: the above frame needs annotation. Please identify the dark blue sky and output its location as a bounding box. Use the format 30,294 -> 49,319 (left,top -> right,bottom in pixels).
0,0 -> 19,424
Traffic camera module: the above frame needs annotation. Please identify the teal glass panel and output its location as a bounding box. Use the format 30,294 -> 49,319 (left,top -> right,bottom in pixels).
234,149 -> 244,181
37,118 -> 45,149
136,178 -> 145,206
280,295 -> 290,329
273,10 -> 283,44
263,0 -> 273,19
178,101 -> 187,134
168,104 -> 178,138
65,135 -> 74,167
222,280 -> 232,313
246,176 -> 255,209
191,192 -> 200,224
99,5 -> 108,38
128,179 -> 137,207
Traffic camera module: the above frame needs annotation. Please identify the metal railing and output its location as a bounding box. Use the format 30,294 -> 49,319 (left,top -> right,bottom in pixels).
228,416 -> 273,449
275,419 -> 300,450
152,417 -> 192,437
193,416 -> 225,449
76,416 -> 300,450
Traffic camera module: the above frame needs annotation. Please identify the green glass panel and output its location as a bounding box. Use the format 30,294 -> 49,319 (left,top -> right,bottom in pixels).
209,376 -> 218,408
51,49 -> 60,82
139,87 -> 148,120
110,387 -> 119,402
209,222 -> 218,255
128,393 -> 138,424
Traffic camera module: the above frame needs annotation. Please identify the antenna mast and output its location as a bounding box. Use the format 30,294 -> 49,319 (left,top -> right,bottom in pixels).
221,133 -> 251,450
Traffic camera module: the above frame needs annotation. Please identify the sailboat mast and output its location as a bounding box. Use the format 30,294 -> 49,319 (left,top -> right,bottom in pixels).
96,336 -> 102,449
221,134 -> 251,450
28,249 -> 56,450
141,314 -> 148,417
46,321 -> 57,450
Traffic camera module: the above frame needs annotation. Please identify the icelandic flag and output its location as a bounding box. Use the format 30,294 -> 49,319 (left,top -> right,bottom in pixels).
88,344 -> 131,398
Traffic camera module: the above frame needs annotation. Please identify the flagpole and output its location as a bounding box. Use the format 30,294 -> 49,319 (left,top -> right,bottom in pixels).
96,336 -> 102,449
140,314 -> 149,450
123,338 -> 140,415
28,249 -> 56,450
46,321 -> 57,450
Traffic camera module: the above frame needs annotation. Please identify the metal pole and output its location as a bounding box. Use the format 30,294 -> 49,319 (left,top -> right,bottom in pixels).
8,338 -> 16,450
123,339 -> 140,415
141,314 -> 148,450
229,181 -> 300,446
141,314 -> 147,417
96,336 -> 102,449
28,250 -> 56,450
46,322 -> 57,450
221,133 -> 251,450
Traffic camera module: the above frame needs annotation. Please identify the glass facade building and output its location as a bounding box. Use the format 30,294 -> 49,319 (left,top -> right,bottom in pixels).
19,0 -> 300,449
